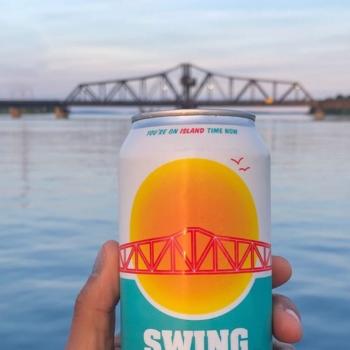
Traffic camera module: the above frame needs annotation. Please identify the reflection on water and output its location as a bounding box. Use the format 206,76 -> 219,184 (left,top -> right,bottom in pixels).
0,113 -> 349,349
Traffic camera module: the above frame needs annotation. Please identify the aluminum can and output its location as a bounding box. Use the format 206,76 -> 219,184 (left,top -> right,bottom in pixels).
119,109 -> 272,350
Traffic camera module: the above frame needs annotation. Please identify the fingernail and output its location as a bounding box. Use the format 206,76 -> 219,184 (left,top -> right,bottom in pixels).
285,308 -> 301,323
92,247 -> 104,276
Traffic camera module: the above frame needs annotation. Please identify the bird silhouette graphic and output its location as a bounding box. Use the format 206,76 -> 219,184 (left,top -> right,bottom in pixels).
230,157 -> 244,165
239,166 -> 251,172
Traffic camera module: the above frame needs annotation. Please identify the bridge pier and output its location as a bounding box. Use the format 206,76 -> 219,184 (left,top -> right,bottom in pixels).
9,107 -> 22,119
54,106 -> 69,119
313,108 -> 325,121
310,104 -> 325,121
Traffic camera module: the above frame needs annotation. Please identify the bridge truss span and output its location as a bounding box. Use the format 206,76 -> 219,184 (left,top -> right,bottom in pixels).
66,63 -> 314,109
119,227 -> 272,275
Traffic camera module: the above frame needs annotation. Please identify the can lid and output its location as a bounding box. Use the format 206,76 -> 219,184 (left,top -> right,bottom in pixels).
132,109 -> 256,122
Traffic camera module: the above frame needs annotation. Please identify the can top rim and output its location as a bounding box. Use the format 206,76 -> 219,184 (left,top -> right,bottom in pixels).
132,109 -> 256,122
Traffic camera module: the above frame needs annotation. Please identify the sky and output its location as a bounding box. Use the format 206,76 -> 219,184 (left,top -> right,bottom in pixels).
0,0 -> 349,99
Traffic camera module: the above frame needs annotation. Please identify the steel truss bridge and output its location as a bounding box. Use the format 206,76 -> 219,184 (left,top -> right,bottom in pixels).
66,63 -> 314,109
0,63 -> 317,115
119,227 -> 272,275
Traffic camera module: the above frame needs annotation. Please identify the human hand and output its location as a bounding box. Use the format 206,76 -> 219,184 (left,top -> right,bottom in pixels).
65,241 -> 302,350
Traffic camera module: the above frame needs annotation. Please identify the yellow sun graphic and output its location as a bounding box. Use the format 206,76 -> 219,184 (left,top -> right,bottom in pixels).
130,158 -> 258,316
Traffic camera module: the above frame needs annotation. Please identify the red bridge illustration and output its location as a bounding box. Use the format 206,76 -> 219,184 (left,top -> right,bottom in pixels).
120,227 -> 271,275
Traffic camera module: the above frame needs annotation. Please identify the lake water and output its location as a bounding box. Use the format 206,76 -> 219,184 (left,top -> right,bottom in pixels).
0,111 -> 349,349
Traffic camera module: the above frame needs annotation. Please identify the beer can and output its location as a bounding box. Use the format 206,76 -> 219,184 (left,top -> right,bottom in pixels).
119,109 -> 272,350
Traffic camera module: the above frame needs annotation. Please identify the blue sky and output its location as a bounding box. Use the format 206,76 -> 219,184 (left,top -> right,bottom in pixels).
0,0 -> 349,98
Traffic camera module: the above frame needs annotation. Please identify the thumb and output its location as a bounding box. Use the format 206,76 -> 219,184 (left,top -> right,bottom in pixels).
66,241 -> 120,350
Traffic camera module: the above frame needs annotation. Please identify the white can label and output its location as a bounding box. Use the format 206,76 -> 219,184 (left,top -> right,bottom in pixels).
119,122 -> 271,350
